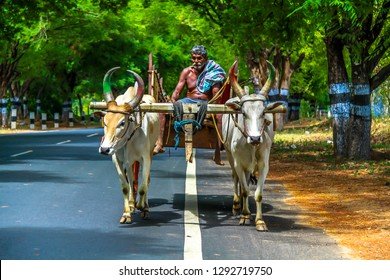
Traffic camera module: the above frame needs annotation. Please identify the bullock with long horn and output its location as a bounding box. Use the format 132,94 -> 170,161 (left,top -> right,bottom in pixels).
97,67 -> 160,223
222,60 -> 286,231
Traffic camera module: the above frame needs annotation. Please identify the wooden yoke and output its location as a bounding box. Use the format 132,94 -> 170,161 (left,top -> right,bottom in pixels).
90,102 -> 240,162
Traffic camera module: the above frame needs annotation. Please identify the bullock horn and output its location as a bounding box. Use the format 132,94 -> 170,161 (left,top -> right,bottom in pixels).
259,61 -> 276,97
229,60 -> 246,98
126,70 -> 145,109
103,67 -> 120,102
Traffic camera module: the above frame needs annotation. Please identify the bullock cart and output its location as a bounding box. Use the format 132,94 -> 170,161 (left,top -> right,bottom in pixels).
90,54 -> 238,163
89,56 -> 287,229
89,56 -> 287,162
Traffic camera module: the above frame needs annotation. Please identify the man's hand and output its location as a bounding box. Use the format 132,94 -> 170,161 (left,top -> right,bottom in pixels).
167,96 -> 176,103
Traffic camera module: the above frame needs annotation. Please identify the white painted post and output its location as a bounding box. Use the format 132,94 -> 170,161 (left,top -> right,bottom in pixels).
36,99 -> 41,121
1,98 -> 7,128
41,113 -> 47,130
69,112 -> 74,127
54,112 -> 59,128
29,112 -> 35,129
11,109 -> 17,129
81,111 -> 85,125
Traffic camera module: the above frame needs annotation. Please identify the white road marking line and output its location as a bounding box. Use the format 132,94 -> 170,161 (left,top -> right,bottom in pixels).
10,150 -> 33,158
56,140 -> 71,145
183,149 -> 203,260
86,133 -> 98,138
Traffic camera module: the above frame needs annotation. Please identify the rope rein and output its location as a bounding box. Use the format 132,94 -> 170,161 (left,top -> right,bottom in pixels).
208,76 -> 230,104
173,119 -> 202,149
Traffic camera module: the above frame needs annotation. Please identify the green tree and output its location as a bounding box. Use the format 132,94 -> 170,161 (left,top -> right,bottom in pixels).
174,0 -> 317,128
0,0 -> 78,98
293,0 -> 390,159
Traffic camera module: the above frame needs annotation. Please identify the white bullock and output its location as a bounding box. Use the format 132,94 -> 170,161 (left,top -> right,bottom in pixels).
98,67 -> 159,223
222,61 -> 286,231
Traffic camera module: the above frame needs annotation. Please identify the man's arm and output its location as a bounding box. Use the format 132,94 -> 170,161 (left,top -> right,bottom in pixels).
211,82 -> 222,97
171,68 -> 189,102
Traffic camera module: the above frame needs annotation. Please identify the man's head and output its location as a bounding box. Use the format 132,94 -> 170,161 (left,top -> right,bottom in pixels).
191,45 -> 208,72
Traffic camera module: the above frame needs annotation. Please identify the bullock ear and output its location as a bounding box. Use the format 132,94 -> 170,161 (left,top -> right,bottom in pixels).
93,111 -> 106,118
264,101 -> 287,114
225,97 -> 241,110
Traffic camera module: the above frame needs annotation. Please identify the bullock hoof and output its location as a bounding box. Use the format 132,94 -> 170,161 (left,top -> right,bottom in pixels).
212,156 -> 225,166
232,205 -> 241,216
239,214 -> 252,225
140,210 -> 150,220
256,220 -> 268,231
119,214 -> 132,224
153,146 -> 165,155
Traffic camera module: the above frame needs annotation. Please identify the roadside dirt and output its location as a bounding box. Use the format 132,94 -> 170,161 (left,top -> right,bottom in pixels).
269,119 -> 389,260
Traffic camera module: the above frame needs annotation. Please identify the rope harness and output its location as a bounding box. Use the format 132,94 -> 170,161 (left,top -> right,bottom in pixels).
211,97 -> 271,145
172,101 -> 207,149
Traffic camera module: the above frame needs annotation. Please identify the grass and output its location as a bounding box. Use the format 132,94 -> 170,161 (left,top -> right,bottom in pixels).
273,117 -> 389,177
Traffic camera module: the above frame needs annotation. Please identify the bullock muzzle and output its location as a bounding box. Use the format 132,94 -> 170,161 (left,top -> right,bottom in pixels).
99,136 -> 114,155
247,135 -> 262,145
99,146 -> 112,155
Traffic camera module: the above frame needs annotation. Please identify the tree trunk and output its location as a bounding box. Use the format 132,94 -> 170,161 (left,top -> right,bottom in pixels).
325,36 -> 351,159
278,52 -> 305,128
246,48 -> 304,131
271,48 -> 284,130
10,79 -> 32,120
349,62 -> 372,159
77,94 -> 83,118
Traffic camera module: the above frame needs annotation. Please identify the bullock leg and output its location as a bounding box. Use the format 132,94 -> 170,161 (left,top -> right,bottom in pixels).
254,153 -> 270,231
137,157 -> 151,219
236,168 -> 252,225
120,182 -> 133,224
212,114 -> 224,165
226,151 -> 241,215
112,154 -> 134,224
232,176 -> 241,216
132,162 -> 139,202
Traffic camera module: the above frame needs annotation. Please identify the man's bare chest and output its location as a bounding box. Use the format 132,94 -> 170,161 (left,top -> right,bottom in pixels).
186,71 -> 199,89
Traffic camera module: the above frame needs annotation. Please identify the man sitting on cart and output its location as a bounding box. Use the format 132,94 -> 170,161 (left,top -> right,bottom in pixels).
170,45 -> 226,104
153,45 -> 226,157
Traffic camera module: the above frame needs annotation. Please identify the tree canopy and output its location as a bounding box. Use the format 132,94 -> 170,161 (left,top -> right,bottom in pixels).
0,0 -> 389,159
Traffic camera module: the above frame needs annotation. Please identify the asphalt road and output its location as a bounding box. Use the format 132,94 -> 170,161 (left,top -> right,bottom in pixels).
0,128 -> 347,260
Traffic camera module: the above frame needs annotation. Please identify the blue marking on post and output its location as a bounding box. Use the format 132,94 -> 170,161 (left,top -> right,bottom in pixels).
280,89 -> 289,96
329,83 -> 350,94
279,89 -> 289,106
354,83 -> 370,95
352,83 -> 371,119
352,105 -> 371,118
331,103 -> 351,117
266,88 -> 279,105
329,83 -> 351,118
268,88 -> 278,96
1,98 -> 8,114
373,94 -> 384,117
